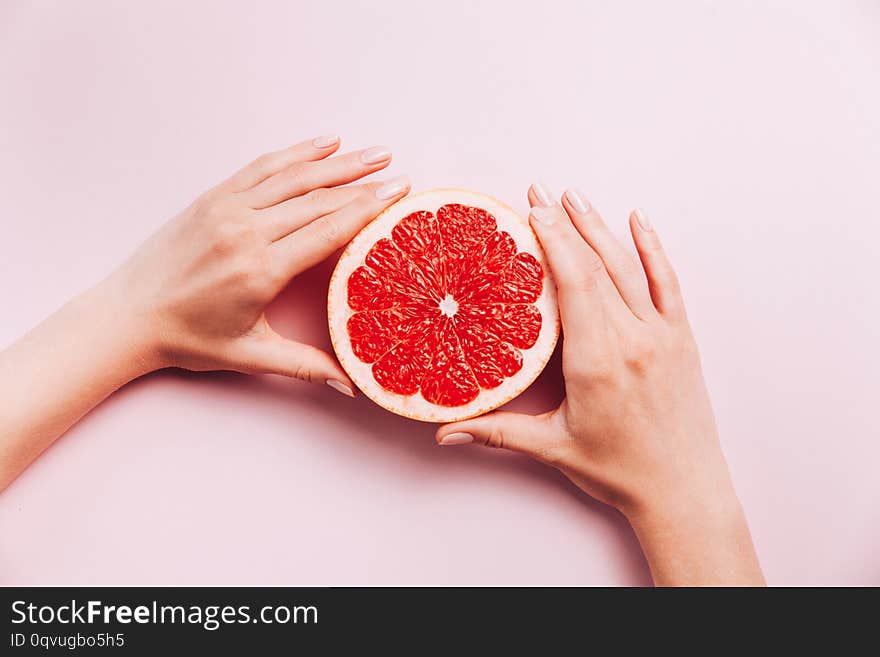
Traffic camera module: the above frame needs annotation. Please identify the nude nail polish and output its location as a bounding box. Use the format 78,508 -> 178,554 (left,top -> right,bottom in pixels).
532,181 -> 554,207
530,206 -> 556,226
440,432 -> 474,446
634,208 -> 652,231
565,188 -> 591,214
360,146 -> 392,165
327,379 -> 355,397
312,134 -> 339,148
375,176 -> 411,200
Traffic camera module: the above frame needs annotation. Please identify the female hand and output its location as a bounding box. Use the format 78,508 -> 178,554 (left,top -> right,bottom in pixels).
436,184 -> 764,586
0,135 -> 410,490
113,136 -> 410,392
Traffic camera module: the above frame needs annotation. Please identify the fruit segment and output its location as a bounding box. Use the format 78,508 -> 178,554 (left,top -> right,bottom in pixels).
418,320 -> 481,406
346,203 -> 544,408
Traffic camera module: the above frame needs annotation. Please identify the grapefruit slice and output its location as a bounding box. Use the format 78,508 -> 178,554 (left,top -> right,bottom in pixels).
328,189 -> 559,422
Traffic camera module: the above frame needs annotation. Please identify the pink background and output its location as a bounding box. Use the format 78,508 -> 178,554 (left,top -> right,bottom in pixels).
1,1 -> 879,586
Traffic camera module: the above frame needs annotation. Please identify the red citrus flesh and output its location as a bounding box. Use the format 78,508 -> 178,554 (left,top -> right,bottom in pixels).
329,189 -> 558,422
347,204 -> 543,406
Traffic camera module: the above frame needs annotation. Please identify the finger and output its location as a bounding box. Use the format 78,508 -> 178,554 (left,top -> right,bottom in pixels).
561,188 -> 656,321
225,135 -> 341,192
259,184 -> 369,242
243,145 -> 392,209
436,411 -> 563,462
230,332 -> 356,395
270,176 -> 410,281
526,183 -> 628,342
629,209 -> 687,322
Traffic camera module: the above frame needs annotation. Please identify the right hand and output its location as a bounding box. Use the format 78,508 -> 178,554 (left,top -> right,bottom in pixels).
437,183 -> 764,585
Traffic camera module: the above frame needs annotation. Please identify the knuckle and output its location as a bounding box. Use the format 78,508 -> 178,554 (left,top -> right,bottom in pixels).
252,152 -> 276,173
211,220 -> 241,252
624,335 -> 658,372
484,424 -> 506,450
662,269 -> 682,295
194,188 -> 222,210
239,220 -> 259,242
564,253 -> 606,294
292,364 -> 313,383
649,252 -> 683,290
570,358 -> 617,387
198,198 -> 227,223
616,258 -> 641,281
645,235 -> 663,251
286,161 -> 310,186
304,187 -> 330,205
265,257 -> 289,288
240,254 -> 272,286
318,218 -> 342,245
565,366 -> 590,385
567,273 -> 599,295
347,194 -> 374,216
584,250 -> 606,274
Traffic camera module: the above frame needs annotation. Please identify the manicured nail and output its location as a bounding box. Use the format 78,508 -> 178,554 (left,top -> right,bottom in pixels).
360,145 -> 392,165
439,432 -> 474,446
565,188 -> 591,214
312,134 -> 339,148
375,176 -> 410,200
326,379 -> 355,397
530,206 -> 556,226
634,207 -> 652,231
532,181 -> 554,207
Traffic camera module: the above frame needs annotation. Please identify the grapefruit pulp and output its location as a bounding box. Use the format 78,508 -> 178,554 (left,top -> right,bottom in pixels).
328,189 -> 559,422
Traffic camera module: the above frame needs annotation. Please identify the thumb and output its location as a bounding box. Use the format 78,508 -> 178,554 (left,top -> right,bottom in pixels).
230,334 -> 356,397
436,411 -> 558,459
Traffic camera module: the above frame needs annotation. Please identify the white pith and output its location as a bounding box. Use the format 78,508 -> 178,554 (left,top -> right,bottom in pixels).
438,294 -> 458,318
328,188 -> 560,423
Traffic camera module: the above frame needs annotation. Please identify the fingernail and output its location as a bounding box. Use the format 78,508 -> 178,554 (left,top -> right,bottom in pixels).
326,379 -> 355,397
360,145 -> 392,165
565,188 -> 591,214
530,206 -> 556,226
375,175 -> 410,200
532,181 -> 554,207
312,134 -> 339,148
439,432 -> 474,446
634,207 -> 652,231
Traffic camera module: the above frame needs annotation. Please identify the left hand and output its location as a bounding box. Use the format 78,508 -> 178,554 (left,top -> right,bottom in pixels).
0,135 -> 410,490
107,135 -> 410,394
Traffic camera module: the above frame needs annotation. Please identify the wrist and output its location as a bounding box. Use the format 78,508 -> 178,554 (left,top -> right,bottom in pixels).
623,476 -> 764,586
622,461 -> 740,524
82,276 -> 166,379
625,479 -> 743,539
